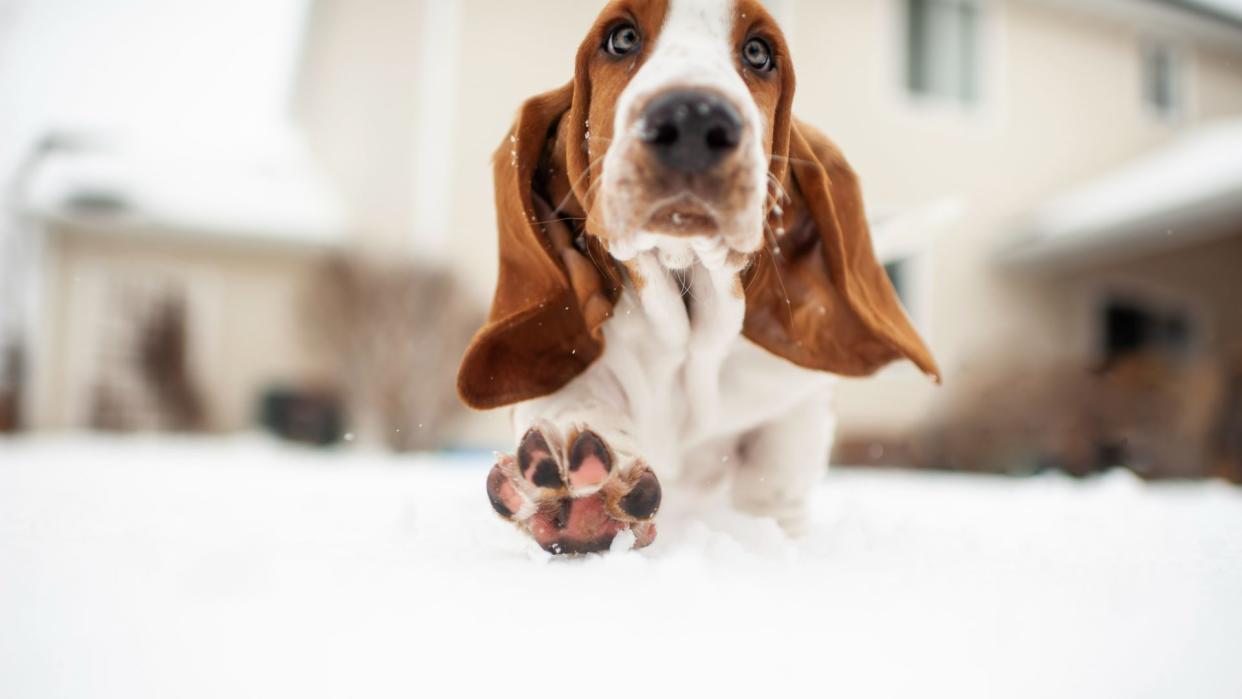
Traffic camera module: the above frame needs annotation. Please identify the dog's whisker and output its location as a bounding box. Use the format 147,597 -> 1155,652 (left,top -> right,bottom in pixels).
578,176 -> 612,235
552,151 -> 610,215
762,220 -> 796,328
681,264 -> 697,300
766,172 -> 791,206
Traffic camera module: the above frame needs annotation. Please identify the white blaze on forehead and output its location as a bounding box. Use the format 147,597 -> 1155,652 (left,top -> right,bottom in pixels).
648,0 -> 736,76
616,0 -> 744,126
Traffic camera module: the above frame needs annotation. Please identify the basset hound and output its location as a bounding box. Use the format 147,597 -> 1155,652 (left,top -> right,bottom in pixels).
460,0 -> 939,555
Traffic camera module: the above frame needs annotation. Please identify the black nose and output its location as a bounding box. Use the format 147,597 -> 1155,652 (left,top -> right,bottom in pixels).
638,90 -> 742,173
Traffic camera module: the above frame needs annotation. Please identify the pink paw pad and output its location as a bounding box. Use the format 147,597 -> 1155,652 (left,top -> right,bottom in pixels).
568,430 -> 612,487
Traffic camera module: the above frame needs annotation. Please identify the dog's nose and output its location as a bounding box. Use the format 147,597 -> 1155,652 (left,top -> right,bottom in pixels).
639,90 -> 742,173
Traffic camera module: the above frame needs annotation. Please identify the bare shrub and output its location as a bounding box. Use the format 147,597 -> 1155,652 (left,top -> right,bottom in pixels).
308,257 -> 481,451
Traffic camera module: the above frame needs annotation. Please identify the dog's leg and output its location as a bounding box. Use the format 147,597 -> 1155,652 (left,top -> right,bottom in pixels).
683,259 -> 746,443
485,358 -> 663,555
731,393 -> 835,535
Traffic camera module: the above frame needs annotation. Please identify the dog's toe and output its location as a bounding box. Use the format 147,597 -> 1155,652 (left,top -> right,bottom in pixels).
619,468 -> 662,520
568,430 -> 612,488
486,463 -> 523,519
517,429 -> 563,489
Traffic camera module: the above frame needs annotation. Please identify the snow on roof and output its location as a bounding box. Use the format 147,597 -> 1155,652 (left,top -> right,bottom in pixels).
1007,118 -> 1242,266
21,127 -> 349,248
1175,0 -> 1242,24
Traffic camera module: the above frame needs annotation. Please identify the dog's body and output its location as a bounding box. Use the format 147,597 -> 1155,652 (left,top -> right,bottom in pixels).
512,256 -> 838,530
462,0 -> 938,554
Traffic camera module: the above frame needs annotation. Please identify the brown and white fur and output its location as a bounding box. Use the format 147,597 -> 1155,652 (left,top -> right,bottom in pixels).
463,0 -> 939,555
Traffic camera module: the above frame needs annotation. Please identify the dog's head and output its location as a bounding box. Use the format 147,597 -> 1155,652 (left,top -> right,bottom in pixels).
459,0 -> 939,410
583,0 -> 788,270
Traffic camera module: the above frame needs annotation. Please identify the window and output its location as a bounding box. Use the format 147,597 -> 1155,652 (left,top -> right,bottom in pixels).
1101,298 -> 1193,368
884,260 -> 910,307
884,257 -> 926,329
879,256 -> 932,374
905,0 -> 981,105
1141,42 -> 1185,121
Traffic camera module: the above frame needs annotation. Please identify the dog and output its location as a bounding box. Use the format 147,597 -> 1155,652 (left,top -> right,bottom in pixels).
460,0 -> 939,554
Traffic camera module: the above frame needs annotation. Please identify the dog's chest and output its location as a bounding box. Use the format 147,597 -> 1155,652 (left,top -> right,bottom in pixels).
599,259 -> 831,474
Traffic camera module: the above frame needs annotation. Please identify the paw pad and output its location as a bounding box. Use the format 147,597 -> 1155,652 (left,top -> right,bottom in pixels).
568,430 -> 612,487
518,430 -> 563,489
619,470 -> 661,520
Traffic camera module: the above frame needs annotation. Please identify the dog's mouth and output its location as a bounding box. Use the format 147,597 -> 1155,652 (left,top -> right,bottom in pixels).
599,130 -> 769,265
643,195 -> 720,236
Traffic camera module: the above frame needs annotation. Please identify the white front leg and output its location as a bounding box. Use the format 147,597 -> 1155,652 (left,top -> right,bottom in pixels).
732,391 -> 836,535
683,264 -> 746,443
510,363 -> 640,477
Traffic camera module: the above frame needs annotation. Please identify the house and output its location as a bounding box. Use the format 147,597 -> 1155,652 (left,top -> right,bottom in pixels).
4,0 -> 1241,472
2,0 -> 476,443
2,0 -> 348,433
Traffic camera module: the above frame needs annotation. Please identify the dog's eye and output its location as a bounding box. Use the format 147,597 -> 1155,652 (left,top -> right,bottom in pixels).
742,37 -> 773,71
605,23 -> 641,57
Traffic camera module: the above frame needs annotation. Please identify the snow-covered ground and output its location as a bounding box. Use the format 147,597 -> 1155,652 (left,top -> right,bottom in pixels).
2,436 -> 1240,698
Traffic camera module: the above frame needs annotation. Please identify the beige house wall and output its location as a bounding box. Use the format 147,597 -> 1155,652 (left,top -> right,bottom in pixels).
295,0 -> 426,256
33,226 -> 335,431
1198,43 -> 1242,117
1050,232 -> 1242,359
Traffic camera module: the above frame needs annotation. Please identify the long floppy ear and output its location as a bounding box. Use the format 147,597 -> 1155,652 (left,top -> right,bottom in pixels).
742,118 -> 941,382
457,82 -> 623,410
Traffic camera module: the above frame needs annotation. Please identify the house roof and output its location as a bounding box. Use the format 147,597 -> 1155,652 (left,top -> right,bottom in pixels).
1043,0 -> 1242,53
19,128 -> 349,249
1006,119 -> 1242,267
1160,0 -> 1242,28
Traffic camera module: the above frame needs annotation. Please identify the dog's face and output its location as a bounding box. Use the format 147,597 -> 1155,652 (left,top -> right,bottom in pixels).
576,0 -> 790,270
457,0 -> 940,411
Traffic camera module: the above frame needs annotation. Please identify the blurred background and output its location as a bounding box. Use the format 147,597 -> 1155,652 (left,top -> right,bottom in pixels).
1,0 -> 1240,481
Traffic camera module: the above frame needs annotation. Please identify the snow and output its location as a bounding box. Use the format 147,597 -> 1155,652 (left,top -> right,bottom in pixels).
3,0 -> 346,248
22,131 -> 349,247
1012,119 -> 1242,265
1033,120 -> 1242,239
2,435 -> 1241,698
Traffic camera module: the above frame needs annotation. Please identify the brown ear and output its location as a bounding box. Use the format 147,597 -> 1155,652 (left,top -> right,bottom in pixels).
742,118 -> 941,381
457,83 -> 622,410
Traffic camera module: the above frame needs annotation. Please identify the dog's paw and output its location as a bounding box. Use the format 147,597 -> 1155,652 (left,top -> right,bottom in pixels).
486,426 -> 661,555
